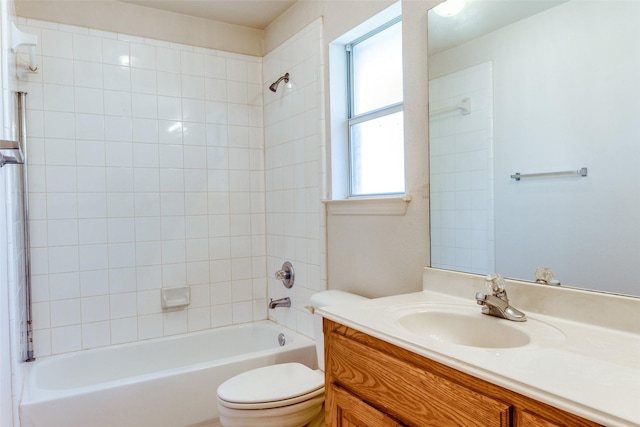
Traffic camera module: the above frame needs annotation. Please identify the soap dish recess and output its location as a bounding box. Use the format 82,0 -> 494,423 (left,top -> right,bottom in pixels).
161,286 -> 190,309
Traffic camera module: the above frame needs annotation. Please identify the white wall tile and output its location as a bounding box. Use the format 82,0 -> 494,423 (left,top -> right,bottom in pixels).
105,167 -> 134,192
108,243 -> 136,268
182,122 -> 206,147
156,72 -> 181,97
104,90 -> 132,117
135,241 -> 162,266
105,116 -> 133,142
130,44 -> 156,69
77,193 -> 106,218
109,267 -> 137,293
132,118 -> 158,143
51,325 -> 82,353
155,47 -> 181,73
22,20 -> 275,356
76,141 -> 106,166
103,39 -> 130,66
110,317 -> 137,344
131,68 -> 157,94
136,265 -> 161,290
103,65 -> 131,91
81,296 -> 110,323
41,29 -> 73,59
80,270 -> 110,296
138,314 -> 163,339
158,121 -> 183,145
74,61 -> 104,89
105,142 -> 133,167
42,57 -> 74,85
73,34 -> 103,62
50,299 -> 81,327
79,244 -> 108,271
81,321 -> 111,349
134,193 -> 160,217
181,75 -> 204,99
132,93 -> 158,119
43,84 -> 74,112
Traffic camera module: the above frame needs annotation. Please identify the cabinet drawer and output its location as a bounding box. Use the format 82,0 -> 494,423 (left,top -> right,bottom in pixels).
328,331 -> 512,427
327,383 -> 405,427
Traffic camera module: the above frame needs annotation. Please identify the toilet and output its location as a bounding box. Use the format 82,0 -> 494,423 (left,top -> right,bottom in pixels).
216,290 -> 368,427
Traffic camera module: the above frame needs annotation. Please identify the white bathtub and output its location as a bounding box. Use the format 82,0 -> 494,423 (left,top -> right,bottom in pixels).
20,321 -> 317,427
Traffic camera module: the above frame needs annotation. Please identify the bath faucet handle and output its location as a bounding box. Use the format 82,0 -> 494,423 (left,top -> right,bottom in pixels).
274,261 -> 295,288
275,270 -> 290,280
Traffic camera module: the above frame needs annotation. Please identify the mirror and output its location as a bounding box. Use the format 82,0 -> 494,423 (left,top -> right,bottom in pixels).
428,0 -> 640,297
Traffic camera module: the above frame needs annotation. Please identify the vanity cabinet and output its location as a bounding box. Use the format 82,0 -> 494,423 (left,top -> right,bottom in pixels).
324,319 -> 602,427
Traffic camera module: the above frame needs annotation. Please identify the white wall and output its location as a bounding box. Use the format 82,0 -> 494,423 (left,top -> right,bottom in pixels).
429,1 -> 640,294
18,18 -> 268,357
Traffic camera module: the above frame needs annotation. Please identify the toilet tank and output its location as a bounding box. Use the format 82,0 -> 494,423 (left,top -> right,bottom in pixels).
310,290 -> 368,371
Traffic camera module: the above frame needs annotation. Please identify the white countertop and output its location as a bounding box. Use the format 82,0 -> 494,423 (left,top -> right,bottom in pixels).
318,288 -> 640,426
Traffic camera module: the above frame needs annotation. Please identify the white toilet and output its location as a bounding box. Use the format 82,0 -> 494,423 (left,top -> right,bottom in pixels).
216,290 -> 368,427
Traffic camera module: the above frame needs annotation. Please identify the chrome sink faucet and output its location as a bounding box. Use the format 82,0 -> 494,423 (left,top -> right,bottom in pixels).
475,274 -> 527,322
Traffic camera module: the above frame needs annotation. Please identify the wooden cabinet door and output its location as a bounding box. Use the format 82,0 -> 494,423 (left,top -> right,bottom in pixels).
327,383 -> 405,427
327,331 -> 512,427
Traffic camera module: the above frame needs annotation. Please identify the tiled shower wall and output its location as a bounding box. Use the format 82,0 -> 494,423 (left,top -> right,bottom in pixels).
18,18 -> 268,357
429,62 -> 494,275
264,19 -> 326,338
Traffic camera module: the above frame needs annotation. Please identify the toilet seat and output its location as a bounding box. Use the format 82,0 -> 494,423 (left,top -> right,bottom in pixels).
217,363 -> 324,410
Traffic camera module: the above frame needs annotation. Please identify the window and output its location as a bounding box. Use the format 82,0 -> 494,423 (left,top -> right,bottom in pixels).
347,18 -> 404,197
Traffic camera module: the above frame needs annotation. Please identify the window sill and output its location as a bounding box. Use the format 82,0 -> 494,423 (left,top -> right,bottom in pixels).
323,196 -> 411,216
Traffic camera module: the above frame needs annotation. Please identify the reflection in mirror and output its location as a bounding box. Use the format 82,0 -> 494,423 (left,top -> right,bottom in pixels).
428,0 -> 640,296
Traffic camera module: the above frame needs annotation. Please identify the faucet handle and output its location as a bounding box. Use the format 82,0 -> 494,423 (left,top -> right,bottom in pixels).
485,273 -> 505,295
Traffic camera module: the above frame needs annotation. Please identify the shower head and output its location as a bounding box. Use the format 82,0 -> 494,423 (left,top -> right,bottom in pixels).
269,73 -> 290,92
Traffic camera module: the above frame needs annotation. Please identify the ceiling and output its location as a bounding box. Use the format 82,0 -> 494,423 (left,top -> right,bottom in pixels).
117,0 -> 297,29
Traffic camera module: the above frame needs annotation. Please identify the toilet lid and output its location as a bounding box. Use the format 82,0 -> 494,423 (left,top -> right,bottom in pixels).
217,363 -> 324,405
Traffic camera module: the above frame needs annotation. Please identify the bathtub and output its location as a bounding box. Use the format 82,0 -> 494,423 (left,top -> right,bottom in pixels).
20,321 -> 317,427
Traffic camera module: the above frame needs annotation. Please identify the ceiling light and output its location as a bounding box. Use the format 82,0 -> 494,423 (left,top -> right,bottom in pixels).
433,0 -> 465,17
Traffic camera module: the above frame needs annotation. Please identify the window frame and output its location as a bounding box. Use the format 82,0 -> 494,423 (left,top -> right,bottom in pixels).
346,16 -> 404,198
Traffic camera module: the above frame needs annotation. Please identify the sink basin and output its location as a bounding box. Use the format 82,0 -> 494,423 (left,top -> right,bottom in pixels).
389,304 -> 565,350
398,310 -> 530,348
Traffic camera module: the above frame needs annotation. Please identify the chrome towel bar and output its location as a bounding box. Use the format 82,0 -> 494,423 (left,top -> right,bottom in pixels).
510,167 -> 588,181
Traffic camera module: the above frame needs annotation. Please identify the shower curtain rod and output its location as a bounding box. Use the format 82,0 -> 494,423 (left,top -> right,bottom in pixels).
17,91 -> 35,362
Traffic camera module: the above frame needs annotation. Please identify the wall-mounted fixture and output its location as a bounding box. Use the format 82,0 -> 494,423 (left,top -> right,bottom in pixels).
268,297 -> 291,309
161,286 -> 191,309
11,22 -> 38,75
429,97 -> 471,116
269,72 -> 290,92
0,139 -> 23,167
510,167 -> 587,182
274,261 -> 295,288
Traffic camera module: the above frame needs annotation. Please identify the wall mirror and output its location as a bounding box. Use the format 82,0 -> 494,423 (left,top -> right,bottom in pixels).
428,0 -> 640,297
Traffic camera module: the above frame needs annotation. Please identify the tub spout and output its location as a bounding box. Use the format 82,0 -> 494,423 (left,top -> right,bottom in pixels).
269,297 -> 291,309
